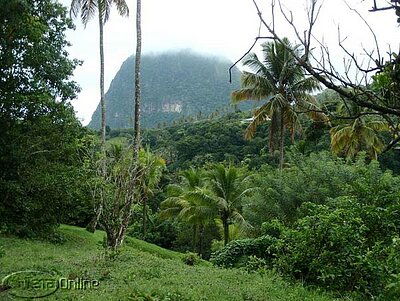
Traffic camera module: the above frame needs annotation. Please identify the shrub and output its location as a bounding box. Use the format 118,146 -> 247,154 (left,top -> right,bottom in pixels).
181,252 -> 200,266
210,235 -> 278,268
274,198 -> 400,299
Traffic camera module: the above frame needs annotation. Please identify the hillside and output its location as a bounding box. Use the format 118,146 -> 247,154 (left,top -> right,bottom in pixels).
0,225 -> 341,301
88,51 -> 254,129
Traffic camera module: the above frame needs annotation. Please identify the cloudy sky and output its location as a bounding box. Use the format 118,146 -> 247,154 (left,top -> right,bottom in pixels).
59,0 -> 399,125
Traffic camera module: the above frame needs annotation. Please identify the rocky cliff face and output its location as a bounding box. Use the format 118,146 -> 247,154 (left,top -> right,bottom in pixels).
88,51 -> 254,129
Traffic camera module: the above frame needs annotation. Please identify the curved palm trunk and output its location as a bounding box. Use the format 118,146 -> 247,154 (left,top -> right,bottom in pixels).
98,5 -> 106,146
133,0 -> 142,160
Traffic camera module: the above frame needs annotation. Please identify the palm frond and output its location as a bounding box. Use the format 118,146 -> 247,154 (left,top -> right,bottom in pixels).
242,53 -> 268,76
244,101 -> 273,140
110,0 -> 129,18
230,210 -> 253,232
165,184 -> 184,197
70,0 -> 83,19
80,0 -> 98,26
292,76 -> 321,93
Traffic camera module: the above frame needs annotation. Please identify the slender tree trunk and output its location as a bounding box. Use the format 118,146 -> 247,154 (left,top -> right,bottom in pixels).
142,195 -> 147,238
99,6 -> 106,146
198,224 -> 204,257
279,109 -> 285,170
87,10 -> 106,233
192,225 -> 197,252
133,0 -> 142,160
223,218 -> 229,246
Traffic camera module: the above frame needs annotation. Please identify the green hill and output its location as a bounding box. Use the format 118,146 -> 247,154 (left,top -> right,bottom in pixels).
0,225 -> 342,300
88,51 -> 255,129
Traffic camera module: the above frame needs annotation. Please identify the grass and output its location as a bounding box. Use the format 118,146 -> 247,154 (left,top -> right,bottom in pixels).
0,225 -> 347,301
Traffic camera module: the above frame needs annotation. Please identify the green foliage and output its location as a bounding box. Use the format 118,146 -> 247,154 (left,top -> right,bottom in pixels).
214,156 -> 400,299
128,208 -> 179,250
161,163 -> 253,256
210,235 -> 278,268
242,151 -> 392,228
181,252 -> 201,266
273,195 -> 400,299
244,255 -> 268,274
330,102 -> 388,160
232,38 -> 323,169
142,112 -> 272,170
160,167 -> 218,257
0,0 -> 80,101
0,0 -> 89,238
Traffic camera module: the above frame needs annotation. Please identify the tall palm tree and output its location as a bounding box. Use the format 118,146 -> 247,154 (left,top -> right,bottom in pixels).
231,38 -> 322,169
205,163 -> 252,246
133,0 -> 142,160
70,0 -> 129,146
330,102 -> 388,159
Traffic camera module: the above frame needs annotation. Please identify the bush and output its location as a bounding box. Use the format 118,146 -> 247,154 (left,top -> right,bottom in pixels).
213,161 -> 400,299
210,235 -> 278,268
274,198 -> 400,299
181,252 -> 201,266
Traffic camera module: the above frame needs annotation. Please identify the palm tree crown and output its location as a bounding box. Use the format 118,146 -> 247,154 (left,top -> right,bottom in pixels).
232,38 -> 322,169
206,163 -> 252,245
70,0 -> 129,26
330,102 -> 388,159
70,0 -> 129,146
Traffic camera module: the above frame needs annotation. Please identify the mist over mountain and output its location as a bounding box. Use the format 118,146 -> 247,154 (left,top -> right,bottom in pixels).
88,50 -> 254,129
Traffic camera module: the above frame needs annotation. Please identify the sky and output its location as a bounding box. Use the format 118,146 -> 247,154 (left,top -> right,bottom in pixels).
59,0 -> 400,125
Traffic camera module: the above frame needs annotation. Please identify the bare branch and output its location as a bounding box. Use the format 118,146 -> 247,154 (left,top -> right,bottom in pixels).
229,36 -> 274,83
344,0 -> 382,66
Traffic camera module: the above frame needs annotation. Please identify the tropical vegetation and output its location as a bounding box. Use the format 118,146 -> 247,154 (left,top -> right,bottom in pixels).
231,38 -> 323,169
2,0 -> 400,300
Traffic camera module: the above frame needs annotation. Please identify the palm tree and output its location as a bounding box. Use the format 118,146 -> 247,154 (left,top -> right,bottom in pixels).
231,38 -> 322,169
70,0 -> 129,146
330,102 -> 388,159
205,163 -> 252,246
133,0 -> 142,160
160,168 -> 216,256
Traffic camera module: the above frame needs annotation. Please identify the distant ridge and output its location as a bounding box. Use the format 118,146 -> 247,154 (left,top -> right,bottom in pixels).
88,50 -> 254,129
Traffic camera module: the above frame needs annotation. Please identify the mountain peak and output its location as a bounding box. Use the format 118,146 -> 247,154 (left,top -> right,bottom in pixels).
88,51 -> 249,129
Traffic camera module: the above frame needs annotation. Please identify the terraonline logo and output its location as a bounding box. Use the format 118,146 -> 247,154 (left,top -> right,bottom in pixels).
1,270 -> 99,298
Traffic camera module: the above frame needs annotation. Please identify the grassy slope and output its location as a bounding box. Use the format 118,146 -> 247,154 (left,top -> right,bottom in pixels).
0,225 -> 344,301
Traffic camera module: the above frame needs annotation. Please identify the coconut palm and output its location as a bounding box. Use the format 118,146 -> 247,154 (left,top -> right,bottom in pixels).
160,168 -> 216,256
133,0 -> 142,160
70,0 -> 129,146
330,102 -> 388,159
205,163 -> 253,246
231,38 -> 322,169
161,164 -> 253,249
